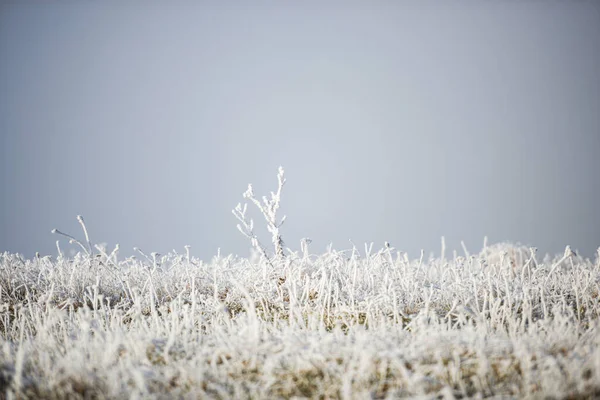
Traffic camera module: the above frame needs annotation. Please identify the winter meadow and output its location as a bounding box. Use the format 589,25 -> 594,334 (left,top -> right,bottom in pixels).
1,167 -> 599,399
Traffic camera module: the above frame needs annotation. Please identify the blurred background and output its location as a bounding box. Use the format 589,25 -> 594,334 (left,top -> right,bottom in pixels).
1,1 -> 599,260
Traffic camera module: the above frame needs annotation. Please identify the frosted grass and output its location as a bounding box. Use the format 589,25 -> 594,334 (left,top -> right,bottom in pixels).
1,168 -> 599,398
1,241 -> 600,399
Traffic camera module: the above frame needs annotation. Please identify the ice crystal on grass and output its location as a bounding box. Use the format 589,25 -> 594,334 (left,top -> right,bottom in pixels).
1,168 -> 600,399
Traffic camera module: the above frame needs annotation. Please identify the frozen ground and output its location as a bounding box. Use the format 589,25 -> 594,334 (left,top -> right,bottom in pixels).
1,240 -> 599,399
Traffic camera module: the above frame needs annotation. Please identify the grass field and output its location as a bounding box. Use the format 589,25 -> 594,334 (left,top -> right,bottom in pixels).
1,169 -> 599,399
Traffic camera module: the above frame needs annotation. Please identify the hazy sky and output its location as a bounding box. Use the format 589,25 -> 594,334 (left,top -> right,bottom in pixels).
1,1 -> 599,261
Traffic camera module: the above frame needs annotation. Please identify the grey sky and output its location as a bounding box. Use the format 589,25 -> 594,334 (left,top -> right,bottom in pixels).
1,1 -> 599,260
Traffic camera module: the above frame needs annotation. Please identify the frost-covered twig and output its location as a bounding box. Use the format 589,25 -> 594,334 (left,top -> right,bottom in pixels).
233,166 -> 287,265
51,215 -> 94,257
77,215 -> 93,255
